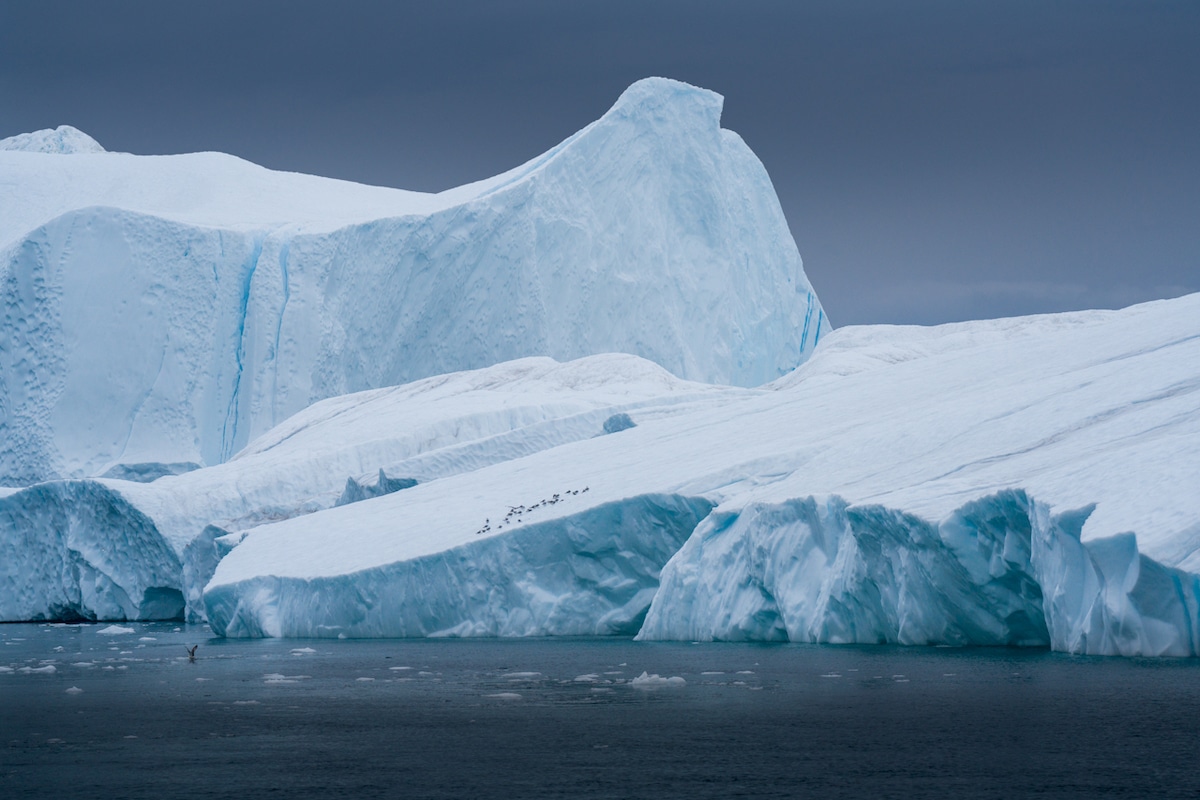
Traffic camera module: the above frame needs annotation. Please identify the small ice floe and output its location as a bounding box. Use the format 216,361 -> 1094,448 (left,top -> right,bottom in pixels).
700,671 -> 724,675
19,665 -> 57,674
630,671 -> 685,689
263,673 -> 310,685
486,692 -> 522,701
417,671 -> 435,677
195,678 -> 211,682
124,735 -> 137,739
0,666 -> 14,673
506,671 -> 541,678
53,646 -> 64,652
65,686 -> 83,694
138,637 -> 156,642
388,666 -> 412,671
355,677 -> 374,682
97,625 -> 135,636
232,700 -> 260,706
736,670 -> 754,675
173,628 -> 181,632
290,648 -> 317,656
820,673 -> 842,678
574,673 -> 602,683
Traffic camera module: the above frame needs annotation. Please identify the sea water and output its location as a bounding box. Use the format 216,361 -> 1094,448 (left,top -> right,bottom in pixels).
2,622 -> 1199,799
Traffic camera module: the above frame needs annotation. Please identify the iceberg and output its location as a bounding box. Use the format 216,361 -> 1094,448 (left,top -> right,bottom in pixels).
195,293 -> 1200,655
0,78 -> 826,485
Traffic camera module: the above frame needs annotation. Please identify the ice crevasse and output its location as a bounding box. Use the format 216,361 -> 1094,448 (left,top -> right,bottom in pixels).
0,77 -> 826,485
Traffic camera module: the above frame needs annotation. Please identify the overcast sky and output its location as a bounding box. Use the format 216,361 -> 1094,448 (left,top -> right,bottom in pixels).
2,0 -> 1197,326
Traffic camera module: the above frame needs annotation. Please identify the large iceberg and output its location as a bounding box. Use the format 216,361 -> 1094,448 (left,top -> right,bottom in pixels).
195,293 -> 1200,655
2,293 -> 1198,654
0,78 -> 826,485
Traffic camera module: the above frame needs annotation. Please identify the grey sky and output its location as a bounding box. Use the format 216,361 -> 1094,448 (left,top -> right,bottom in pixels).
2,0 -> 1197,326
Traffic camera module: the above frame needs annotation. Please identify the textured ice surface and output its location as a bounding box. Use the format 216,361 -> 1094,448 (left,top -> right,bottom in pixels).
639,492 -> 1200,656
0,77 -> 826,484
200,293 -> 1200,654
0,125 -> 105,155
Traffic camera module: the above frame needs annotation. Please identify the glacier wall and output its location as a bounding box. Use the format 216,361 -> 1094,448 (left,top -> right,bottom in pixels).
637,491 -> 1200,657
0,77 -> 826,484
205,494 -> 715,638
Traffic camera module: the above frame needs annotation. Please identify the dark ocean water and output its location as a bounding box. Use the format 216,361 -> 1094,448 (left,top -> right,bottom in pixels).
2,622 -> 1199,799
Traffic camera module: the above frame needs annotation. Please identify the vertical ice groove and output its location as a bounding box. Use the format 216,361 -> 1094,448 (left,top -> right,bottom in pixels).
221,235 -> 265,461
271,236 -> 291,405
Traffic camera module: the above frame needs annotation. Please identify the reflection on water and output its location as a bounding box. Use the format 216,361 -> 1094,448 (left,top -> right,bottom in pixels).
3,622 -> 1200,799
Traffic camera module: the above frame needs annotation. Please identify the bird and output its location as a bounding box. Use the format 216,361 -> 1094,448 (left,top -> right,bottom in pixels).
186,645 -> 198,662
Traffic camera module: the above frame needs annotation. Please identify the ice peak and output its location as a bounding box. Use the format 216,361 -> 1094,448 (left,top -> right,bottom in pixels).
604,77 -> 724,131
0,125 -> 106,154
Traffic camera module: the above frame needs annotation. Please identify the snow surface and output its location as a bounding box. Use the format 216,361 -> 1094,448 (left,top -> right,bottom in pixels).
0,77 -> 826,484
195,293 -> 1200,654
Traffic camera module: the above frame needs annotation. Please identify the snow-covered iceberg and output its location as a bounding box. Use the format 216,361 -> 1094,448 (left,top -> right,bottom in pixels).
196,293 -> 1200,655
0,78 -> 826,485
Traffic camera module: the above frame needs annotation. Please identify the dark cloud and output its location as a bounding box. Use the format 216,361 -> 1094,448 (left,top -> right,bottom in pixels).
2,0 -> 1197,325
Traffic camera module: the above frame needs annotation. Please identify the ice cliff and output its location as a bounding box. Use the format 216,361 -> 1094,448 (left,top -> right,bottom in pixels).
0,77 -> 826,485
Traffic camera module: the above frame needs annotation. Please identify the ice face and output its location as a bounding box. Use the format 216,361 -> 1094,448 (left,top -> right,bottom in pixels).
0,77 -> 826,485
637,491 -> 1200,657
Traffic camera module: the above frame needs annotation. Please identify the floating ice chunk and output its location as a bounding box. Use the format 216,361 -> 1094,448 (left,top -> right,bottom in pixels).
96,623 -> 136,638
630,671 -> 685,689
19,665 -> 57,674
290,648 -> 317,655
66,686 -> 83,694
486,692 -> 522,701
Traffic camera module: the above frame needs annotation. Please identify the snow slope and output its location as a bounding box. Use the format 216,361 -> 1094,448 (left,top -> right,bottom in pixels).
0,78 -> 826,485
196,293 -> 1200,655
0,355 -> 748,622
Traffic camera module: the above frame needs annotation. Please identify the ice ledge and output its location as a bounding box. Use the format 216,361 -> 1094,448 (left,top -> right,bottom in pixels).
0,125 -> 106,154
